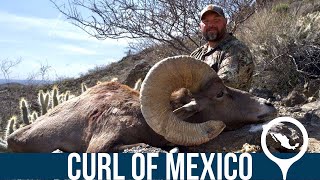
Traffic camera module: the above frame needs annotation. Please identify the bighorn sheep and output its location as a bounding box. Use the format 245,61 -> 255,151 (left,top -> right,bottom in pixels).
7,56 -> 277,152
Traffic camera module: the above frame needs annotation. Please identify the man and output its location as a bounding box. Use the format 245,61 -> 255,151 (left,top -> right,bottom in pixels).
191,4 -> 254,91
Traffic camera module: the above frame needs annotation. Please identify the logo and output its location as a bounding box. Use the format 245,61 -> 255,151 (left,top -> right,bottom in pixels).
261,117 -> 309,180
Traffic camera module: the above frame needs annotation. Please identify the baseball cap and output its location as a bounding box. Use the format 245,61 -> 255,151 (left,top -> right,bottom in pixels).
200,4 -> 225,19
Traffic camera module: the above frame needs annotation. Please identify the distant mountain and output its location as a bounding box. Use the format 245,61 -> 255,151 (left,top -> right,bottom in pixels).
0,79 -> 53,85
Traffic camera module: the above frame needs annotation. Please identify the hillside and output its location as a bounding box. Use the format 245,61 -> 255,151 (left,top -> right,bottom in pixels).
0,46 -> 175,132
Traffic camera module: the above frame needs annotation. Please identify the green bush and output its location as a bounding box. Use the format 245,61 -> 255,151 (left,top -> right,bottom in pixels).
273,3 -> 290,13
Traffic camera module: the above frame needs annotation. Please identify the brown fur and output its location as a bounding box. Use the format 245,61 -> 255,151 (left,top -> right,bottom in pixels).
7,80 -> 276,152
7,82 -> 167,152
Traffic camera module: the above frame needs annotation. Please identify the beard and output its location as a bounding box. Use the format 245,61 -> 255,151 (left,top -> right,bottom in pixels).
203,28 -> 226,42
203,32 -> 218,41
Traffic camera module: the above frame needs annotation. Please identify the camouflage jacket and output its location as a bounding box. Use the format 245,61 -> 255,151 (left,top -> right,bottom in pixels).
190,33 -> 254,91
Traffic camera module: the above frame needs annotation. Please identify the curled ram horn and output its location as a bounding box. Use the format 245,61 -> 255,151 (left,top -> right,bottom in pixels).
140,55 -> 226,146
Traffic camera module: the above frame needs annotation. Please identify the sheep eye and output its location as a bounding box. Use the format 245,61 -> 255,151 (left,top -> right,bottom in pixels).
216,91 -> 224,98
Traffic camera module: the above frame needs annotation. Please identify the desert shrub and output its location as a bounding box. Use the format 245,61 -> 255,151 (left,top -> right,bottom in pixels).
237,5 -> 320,94
273,3 -> 290,13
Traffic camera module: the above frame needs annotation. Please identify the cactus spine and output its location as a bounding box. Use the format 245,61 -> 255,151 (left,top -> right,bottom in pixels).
20,98 -> 30,125
51,85 -> 59,108
14,116 -> 20,130
59,94 -> 65,103
29,111 -> 39,122
81,83 -> 87,93
38,90 -> 50,115
65,91 -> 70,101
5,117 -> 16,139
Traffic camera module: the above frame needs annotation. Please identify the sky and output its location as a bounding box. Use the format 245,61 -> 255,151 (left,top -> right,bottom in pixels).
0,0 -> 130,81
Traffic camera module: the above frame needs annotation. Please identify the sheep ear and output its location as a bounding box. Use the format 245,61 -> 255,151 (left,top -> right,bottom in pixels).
173,100 -> 200,120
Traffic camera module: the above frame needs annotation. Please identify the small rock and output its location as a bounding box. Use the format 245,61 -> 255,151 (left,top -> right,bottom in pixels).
249,87 -> 275,100
303,110 -> 320,127
303,79 -> 320,98
52,149 -> 64,153
288,107 -> 302,113
282,90 -> 307,107
301,100 -> 320,112
308,97 -> 317,103
275,94 -> 282,101
123,144 -> 167,153
239,143 -> 261,153
169,147 -> 179,153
